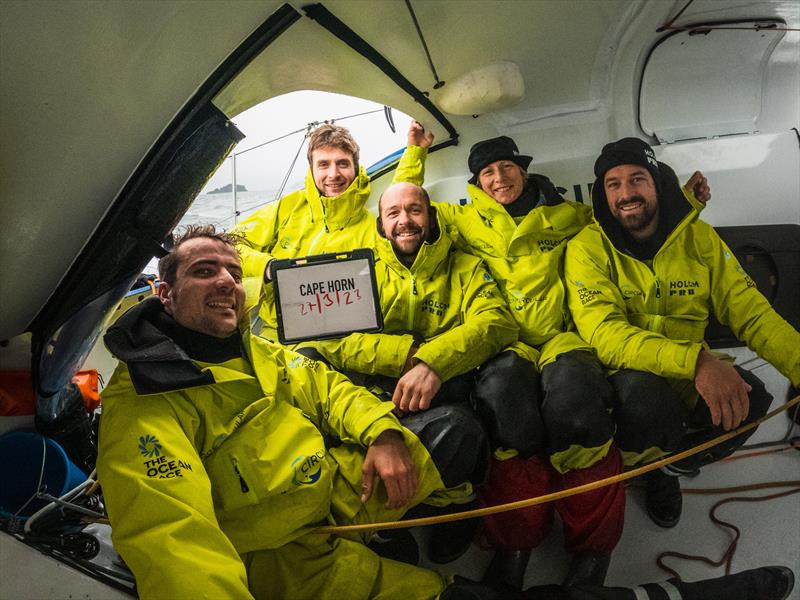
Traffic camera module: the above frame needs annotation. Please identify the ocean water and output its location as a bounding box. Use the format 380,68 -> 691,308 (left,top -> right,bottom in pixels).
176,189 -> 288,230
142,189 -> 294,274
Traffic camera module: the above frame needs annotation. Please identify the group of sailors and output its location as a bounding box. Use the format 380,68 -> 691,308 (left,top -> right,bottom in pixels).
95,120 -> 798,600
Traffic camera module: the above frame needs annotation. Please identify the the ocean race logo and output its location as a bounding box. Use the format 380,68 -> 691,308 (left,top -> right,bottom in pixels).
138,434 -> 161,458
138,434 -> 193,479
291,450 -> 326,486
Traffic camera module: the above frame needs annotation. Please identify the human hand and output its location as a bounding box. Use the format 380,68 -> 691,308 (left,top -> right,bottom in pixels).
264,260 -> 274,282
683,171 -> 711,204
361,430 -> 418,509
408,120 -> 434,149
391,362 -> 442,413
694,350 -> 751,430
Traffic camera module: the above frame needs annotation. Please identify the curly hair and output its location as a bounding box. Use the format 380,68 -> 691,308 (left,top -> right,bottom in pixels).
306,123 -> 360,169
158,224 -> 242,285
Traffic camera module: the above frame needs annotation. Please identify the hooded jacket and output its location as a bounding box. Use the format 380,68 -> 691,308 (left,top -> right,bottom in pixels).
311,211 -> 519,382
231,168 -> 377,332
97,297 -> 446,599
564,162 -> 800,385
396,145 -> 592,368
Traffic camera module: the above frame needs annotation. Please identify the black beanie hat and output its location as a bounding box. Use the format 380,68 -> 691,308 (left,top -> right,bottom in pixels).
594,137 -> 660,185
468,136 -> 533,184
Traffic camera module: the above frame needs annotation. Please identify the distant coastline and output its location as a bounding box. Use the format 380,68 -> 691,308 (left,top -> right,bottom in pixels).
208,183 -> 248,194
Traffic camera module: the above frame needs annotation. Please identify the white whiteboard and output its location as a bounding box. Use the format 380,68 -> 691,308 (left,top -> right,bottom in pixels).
271,251 -> 382,343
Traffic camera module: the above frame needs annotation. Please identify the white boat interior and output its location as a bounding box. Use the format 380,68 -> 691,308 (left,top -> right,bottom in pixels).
1,1 -> 798,598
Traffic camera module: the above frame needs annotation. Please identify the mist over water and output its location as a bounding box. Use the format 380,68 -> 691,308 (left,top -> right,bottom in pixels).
176,189 -> 287,230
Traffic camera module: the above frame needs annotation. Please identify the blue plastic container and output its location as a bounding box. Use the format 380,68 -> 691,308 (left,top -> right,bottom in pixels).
0,430 -> 88,518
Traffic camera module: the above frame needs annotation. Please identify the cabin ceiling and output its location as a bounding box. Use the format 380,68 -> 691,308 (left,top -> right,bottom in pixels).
1,0 -> 798,342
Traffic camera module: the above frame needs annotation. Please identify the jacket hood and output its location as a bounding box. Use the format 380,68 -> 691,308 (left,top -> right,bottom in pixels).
304,166 -> 372,231
104,297 -> 217,394
590,161 -> 692,256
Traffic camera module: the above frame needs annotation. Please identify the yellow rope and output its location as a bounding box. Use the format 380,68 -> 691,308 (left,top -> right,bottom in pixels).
314,394 -> 800,535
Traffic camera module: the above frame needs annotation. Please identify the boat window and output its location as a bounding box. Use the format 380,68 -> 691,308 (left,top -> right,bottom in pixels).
640,21 -> 794,142
175,90 -> 412,233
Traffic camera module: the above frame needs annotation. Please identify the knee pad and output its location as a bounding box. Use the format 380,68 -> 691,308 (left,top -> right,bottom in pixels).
401,404 -> 489,487
736,366 -> 774,421
611,370 -> 687,454
474,352 -> 544,456
540,351 -> 614,454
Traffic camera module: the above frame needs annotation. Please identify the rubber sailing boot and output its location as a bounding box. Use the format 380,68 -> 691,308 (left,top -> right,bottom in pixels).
644,468 -> 682,528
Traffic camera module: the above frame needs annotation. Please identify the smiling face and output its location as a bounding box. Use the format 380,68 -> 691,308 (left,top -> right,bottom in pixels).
158,237 -> 245,338
379,182 -> 431,262
477,159 -> 527,205
311,146 -> 357,197
604,164 -> 660,240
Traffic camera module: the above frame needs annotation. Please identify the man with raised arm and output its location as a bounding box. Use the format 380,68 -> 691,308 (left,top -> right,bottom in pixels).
564,137 -> 800,529
96,224 -> 794,600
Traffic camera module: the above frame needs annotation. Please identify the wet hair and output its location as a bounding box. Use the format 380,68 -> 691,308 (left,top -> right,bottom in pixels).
307,124 -> 360,170
158,224 -> 241,285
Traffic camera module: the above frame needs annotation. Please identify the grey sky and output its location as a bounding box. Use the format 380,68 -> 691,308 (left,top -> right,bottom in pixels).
203,91 -> 412,193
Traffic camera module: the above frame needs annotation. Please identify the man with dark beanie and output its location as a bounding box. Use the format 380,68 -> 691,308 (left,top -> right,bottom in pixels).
394,123 -> 708,588
565,137 -> 800,529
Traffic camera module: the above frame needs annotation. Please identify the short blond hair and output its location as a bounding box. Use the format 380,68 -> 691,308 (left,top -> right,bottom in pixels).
307,124 -> 360,168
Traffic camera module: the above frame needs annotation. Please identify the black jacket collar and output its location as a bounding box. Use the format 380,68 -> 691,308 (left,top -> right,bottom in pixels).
104,296 -> 243,395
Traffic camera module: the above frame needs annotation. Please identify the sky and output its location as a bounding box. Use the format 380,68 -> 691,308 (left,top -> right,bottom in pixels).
202,90 -> 413,194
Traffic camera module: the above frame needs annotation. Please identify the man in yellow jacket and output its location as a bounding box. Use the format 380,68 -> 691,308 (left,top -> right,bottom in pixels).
97,224 -> 485,599
305,181 -> 521,563
97,224 -> 795,600
231,123 -> 415,337
564,137 -> 800,529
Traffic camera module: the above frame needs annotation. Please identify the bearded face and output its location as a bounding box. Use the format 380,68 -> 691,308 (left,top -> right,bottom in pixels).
604,165 -> 660,240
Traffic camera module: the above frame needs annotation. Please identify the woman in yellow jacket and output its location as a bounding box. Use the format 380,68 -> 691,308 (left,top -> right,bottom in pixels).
395,130 -> 630,587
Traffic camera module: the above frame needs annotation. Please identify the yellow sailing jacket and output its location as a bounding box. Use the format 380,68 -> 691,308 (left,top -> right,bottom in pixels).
97,299 -> 445,599
231,168 -> 377,331
311,223 -> 519,382
564,176 -> 800,385
396,145 -> 591,368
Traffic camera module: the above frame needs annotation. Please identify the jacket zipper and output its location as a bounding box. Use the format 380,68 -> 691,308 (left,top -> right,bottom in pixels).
407,276 -> 418,331
308,226 -> 327,255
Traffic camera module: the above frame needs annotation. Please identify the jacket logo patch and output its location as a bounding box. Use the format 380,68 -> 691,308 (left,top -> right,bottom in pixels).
573,281 -> 601,305
735,265 -> 756,288
510,290 -> 532,311
537,238 -> 564,253
621,286 -> 642,299
483,271 -> 494,282
139,435 -> 193,479
421,298 -> 449,316
288,355 -> 318,369
279,236 -> 293,250
139,434 -> 161,458
291,451 -> 325,485
669,280 -> 700,297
